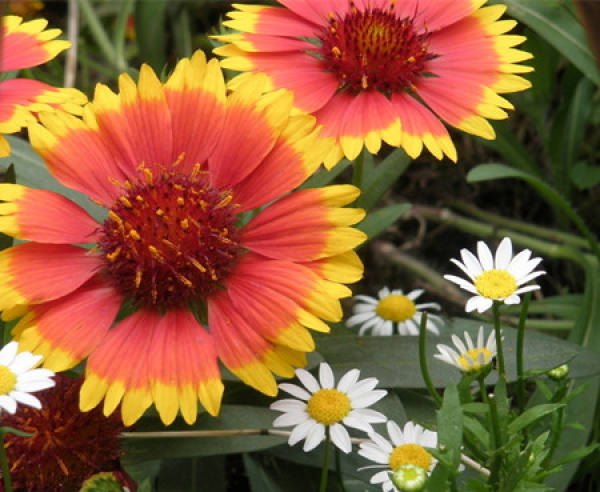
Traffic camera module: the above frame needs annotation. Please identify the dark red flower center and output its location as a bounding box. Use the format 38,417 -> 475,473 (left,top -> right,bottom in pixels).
99,165 -> 241,309
318,3 -> 433,94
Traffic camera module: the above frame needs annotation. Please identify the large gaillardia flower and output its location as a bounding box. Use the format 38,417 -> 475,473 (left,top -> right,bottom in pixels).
215,0 -> 533,167
0,52 -> 366,426
0,15 -> 87,156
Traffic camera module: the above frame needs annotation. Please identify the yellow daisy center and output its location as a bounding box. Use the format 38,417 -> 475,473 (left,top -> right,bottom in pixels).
474,269 -> 517,299
0,365 -> 17,395
458,348 -> 493,371
306,389 -> 351,425
389,443 -> 432,471
375,295 -> 416,322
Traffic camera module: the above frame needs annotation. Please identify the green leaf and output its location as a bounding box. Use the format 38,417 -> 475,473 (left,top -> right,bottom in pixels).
508,404 -> 564,434
482,121 -> 541,177
355,148 -> 411,210
570,161 -> 600,190
495,0 -> 600,86
357,203 -> 411,240
156,456 -> 226,492
300,159 -> 352,189
135,0 -> 169,72
437,383 -> 463,471
121,405 -> 285,463
0,426 -> 33,437
0,136 -> 105,221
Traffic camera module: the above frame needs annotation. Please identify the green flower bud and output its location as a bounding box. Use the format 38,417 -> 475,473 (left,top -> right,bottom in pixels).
390,464 -> 428,491
547,364 -> 569,381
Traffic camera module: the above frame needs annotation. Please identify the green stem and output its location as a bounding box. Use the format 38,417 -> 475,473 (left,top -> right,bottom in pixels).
77,0 -> 124,71
112,0 -> 135,70
351,150 -> 364,189
479,376 -> 501,490
418,313 -> 443,406
334,446 -> 347,492
516,293 -> 531,414
492,302 -> 505,378
0,425 -> 13,492
319,432 -> 331,492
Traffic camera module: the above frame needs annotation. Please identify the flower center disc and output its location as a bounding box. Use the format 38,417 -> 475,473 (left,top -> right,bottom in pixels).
474,269 -> 518,299
389,443 -> 432,471
99,168 -> 241,308
458,348 -> 493,371
307,389 -> 351,425
0,365 -> 17,395
319,4 -> 432,93
375,295 -> 416,322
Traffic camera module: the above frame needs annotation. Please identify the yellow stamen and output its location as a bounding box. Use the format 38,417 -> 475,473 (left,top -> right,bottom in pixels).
375,295 -> 416,322
180,219 -> 189,230
457,348 -> 493,371
474,269 -> 517,299
119,196 -> 133,208
306,389 -> 351,425
389,443 -> 432,472
129,229 -> 141,241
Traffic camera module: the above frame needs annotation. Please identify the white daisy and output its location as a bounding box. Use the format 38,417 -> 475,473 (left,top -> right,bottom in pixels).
347,287 -> 441,336
358,421 -> 438,492
444,237 -> 545,313
434,326 -> 497,373
0,341 -> 55,414
270,362 -> 387,453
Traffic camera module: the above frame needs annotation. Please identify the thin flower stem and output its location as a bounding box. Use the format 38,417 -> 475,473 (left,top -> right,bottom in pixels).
418,312 -> 443,406
335,446 -> 348,492
0,424 -> 13,492
516,293 -> 531,414
479,376 -> 501,490
492,302 -> 505,378
319,432 -> 331,492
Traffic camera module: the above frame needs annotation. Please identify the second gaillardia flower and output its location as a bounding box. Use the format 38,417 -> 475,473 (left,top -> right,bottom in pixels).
0,52 -> 367,426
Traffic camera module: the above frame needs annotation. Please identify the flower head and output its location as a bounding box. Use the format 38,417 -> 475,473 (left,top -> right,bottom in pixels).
434,326 -> 497,373
270,362 -> 387,453
0,15 -> 86,156
0,52 -> 366,426
1,374 -> 126,491
444,237 -> 545,313
347,287 -> 441,336
215,0 -> 533,167
358,420 -> 437,492
391,464 -> 428,492
0,341 -> 54,414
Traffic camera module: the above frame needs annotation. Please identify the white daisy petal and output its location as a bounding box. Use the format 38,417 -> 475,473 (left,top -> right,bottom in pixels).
350,407 -> 387,423
0,342 -> 19,366
495,237 -> 513,269
9,352 -> 42,374
337,368 -> 360,392
351,389 -> 387,409
506,248 -> 532,274
16,368 -> 55,382
475,297 -> 494,313
387,420 -> 403,445
0,395 -> 17,414
378,287 -> 391,298
358,443 -> 390,464
460,248 -> 484,277
346,378 -> 379,399
449,258 -> 476,281
16,379 -> 55,392
273,411 -> 309,427
303,423 -> 326,452
347,311 -> 377,326
406,289 -> 424,301
514,284 -> 541,296
435,327 -> 497,373
319,363 -> 335,389
353,295 -> 379,304
343,413 -> 373,432
370,470 -> 391,484
477,241 -> 494,270
288,419 -> 316,446
10,391 -> 41,409
278,383 -> 312,400
369,431 -> 394,453
516,270 -> 545,285
295,368 -> 320,393
270,398 -> 307,413
330,423 -> 352,453
444,274 -> 479,294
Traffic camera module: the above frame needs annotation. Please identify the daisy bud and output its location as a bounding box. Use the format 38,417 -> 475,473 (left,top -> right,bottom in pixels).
391,464 -> 428,491
547,364 -> 569,381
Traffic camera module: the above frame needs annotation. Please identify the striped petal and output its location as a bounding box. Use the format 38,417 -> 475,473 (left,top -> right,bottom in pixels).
0,183 -> 99,243
0,243 -> 100,311
13,276 -> 121,372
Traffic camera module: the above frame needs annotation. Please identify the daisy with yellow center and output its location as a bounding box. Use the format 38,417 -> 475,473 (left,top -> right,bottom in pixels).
0,52 -> 366,426
0,341 -> 54,414
215,0 -> 533,167
358,420 -> 437,492
0,15 -> 87,156
444,237 -> 545,313
347,287 -> 441,336
434,326 -> 497,373
270,362 -> 387,453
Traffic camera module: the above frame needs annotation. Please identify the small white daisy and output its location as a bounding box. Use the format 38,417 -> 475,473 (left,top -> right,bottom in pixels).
444,237 -> 545,313
0,341 -> 55,414
434,326 -> 497,373
358,421 -> 438,492
270,362 -> 387,453
347,287 -> 441,336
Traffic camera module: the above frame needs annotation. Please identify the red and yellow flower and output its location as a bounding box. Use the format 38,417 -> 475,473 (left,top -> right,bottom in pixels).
0,15 -> 87,156
0,51 -> 366,426
215,0 -> 533,167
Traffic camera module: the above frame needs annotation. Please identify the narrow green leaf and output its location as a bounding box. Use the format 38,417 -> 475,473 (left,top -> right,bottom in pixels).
508,404 -> 564,434
300,160 -> 352,189
437,383 -> 463,471
357,203 -> 411,240
0,426 -> 33,437
355,148 -> 411,210
135,0 -> 169,72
